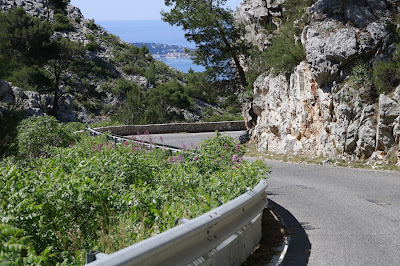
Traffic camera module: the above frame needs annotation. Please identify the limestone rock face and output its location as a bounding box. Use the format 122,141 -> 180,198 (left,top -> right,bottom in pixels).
235,0 -> 285,50
252,62 -> 336,157
240,0 -> 400,161
302,0 -> 391,87
251,64 -> 400,160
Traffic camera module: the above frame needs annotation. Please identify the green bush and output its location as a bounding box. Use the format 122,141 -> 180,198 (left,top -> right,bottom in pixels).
263,22 -> 305,76
87,19 -> 98,31
0,223 -> 51,265
85,42 -> 101,51
373,60 -> 400,94
0,133 -> 270,264
53,13 -> 74,32
17,115 -> 76,159
6,65 -> 53,91
349,60 -> 373,86
0,110 -> 25,158
246,0 -> 315,79
122,63 -> 145,76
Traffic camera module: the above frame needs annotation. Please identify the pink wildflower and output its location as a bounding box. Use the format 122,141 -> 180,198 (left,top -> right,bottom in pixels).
235,143 -> 240,151
181,142 -> 187,150
193,157 -> 198,161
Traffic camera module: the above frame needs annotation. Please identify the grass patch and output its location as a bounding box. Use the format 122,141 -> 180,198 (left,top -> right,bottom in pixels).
243,142 -> 399,171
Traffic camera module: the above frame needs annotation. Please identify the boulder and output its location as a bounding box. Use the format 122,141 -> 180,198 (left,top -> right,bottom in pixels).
375,94 -> 400,152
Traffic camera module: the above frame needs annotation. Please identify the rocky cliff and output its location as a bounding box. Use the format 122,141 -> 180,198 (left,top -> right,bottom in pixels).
239,0 -> 400,162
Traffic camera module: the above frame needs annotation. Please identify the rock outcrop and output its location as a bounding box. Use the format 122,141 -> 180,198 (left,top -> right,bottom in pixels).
235,0 -> 285,50
0,79 -> 88,122
302,0 -> 393,87
240,0 -> 400,161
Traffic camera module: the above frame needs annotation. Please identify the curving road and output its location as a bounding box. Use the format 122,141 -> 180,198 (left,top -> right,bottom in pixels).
127,131 -> 246,149
246,158 -> 400,266
139,131 -> 400,265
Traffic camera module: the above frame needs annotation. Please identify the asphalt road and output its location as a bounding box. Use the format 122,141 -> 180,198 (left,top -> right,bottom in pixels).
253,159 -> 400,266
128,131 -> 400,265
127,131 -> 246,149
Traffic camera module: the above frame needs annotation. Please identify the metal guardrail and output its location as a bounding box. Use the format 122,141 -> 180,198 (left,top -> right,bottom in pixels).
87,179 -> 268,266
85,127 -> 268,265
86,127 -> 182,153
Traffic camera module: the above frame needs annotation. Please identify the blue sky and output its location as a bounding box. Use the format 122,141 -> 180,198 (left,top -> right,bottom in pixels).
70,0 -> 243,21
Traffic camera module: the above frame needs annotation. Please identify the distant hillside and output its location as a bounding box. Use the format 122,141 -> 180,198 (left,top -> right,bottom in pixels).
132,42 -> 194,60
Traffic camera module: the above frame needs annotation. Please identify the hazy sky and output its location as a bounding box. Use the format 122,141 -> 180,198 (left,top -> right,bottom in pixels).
70,0 -> 243,21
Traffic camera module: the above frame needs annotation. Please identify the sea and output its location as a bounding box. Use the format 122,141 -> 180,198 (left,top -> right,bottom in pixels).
97,20 -> 205,73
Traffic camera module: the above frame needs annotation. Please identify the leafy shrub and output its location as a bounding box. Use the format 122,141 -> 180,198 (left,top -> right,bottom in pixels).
17,115 -> 76,159
122,63 -> 145,76
0,110 -> 25,158
85,42 -> 101,51
373,60 -> 400,94
203,113 -> 243,122
53,13 -> 74,32
7,65 -> 53,91
349,60 -> 373,86
263,22 -> 305,76
112,78 -> 139,96
87,19 -> 98,30
247,0 -> 315,79
0,133 -> 270,264
0,224 -> 51,265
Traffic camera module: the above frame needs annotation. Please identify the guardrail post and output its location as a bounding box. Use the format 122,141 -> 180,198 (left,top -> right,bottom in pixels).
86,251 -> 109,264
86,251 -> 99,264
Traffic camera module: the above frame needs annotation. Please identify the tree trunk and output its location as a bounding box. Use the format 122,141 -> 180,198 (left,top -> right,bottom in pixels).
217,27 -> 248,89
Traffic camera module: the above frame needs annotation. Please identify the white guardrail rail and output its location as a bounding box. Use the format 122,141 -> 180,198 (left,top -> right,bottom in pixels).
85,127 -> 269,266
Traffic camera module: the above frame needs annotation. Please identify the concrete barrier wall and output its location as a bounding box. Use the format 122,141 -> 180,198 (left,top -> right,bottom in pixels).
95,121 -> 246,135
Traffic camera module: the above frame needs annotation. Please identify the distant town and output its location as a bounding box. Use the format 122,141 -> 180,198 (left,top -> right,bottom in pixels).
132,42 -> 194,60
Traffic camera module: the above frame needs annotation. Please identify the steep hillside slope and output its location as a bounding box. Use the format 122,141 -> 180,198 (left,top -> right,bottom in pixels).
0,0 -> 186,123
238,0 -> 400,162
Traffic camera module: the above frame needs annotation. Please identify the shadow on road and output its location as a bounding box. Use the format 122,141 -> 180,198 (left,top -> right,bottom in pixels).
268,200 -> 311,266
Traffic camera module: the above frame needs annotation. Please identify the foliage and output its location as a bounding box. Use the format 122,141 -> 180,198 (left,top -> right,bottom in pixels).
53,13 -> 74,32
203,113 -> 243,122
264,23 -> 305,76
0,110 -> 25,158
372,25 -> 400,95
6,65 -> 53,92
162,0 -> 250,88
0,223 -> 51,265
87,19 -> 98,30
373,59 -> 400,94
85,42 -> 101,51
247,0 -> 315,81
17,115 -> 76,159
0,130 -> 270,264
0,8 -> 53,78
46,37 -> 86,115
48,0 -> 70,11
349,60 -> 373,86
